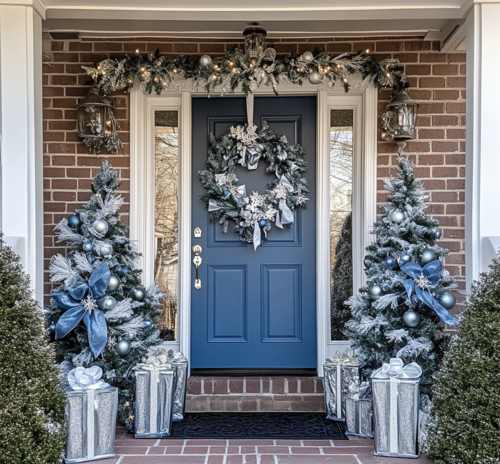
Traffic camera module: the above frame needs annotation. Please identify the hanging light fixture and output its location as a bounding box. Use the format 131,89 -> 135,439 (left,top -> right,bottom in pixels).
243,22 -> 268,58
382,91 -> 419,151
77,88 -> 113,142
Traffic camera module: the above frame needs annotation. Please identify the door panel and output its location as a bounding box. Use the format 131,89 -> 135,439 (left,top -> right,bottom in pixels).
191,95 -> 316,369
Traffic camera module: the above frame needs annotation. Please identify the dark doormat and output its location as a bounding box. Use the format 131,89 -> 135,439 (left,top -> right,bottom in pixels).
168,413 -> 348,440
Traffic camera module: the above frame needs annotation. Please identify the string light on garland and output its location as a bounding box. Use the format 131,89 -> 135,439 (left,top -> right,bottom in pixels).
82,25 -> 409,153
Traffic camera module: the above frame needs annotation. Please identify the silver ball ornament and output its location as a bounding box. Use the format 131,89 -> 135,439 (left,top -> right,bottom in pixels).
403,310 -> 421,328
368,284 -> 383,300
308,72 -> 323,85
439,291 -> 456,310
93,219 -> 109,235
385,257 -> 396,268
108,274 -> 120,292
391,210 -> 404,224
199,55 -> 213,67
364,258 -> 372,269
82,241 -> 93,253
116,339 -> 131,357
132,288 -> 145,302
433,228 -> 442,239
399,253 -> 411,265
98,295 -> 117,311
421,249 -> 437,265
302,51 -> 314,63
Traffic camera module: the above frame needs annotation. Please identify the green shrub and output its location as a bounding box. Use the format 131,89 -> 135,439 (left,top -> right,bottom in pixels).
426,255 -> 500,463
0,237 -> 66,463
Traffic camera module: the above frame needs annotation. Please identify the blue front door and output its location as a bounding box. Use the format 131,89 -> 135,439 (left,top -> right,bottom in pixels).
191,96 -> 317,369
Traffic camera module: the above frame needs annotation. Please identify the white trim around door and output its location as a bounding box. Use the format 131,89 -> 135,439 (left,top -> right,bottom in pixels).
129,84 -> 378,376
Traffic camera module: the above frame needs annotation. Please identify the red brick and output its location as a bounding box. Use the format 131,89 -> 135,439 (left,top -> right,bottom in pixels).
433,64 -> 459,75
447,76 -> 466,87
446,102 -> 466,113
432,141 -> 458,153
419,77 -> 445,88
432,115 -> 459,126
325,43 -> 352,53
406,64 -> 431,75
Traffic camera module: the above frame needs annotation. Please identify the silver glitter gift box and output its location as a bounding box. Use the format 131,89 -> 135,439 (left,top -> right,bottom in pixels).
64,367 -> 118,463
133,350 -> 176,438
166,350 -> 189,421
323,351 -> 364,421
371,358 -> 422,458
345,381 -> 373,439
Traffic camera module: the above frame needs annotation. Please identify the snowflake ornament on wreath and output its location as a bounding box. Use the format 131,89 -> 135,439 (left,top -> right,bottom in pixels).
198,122 -> 309,250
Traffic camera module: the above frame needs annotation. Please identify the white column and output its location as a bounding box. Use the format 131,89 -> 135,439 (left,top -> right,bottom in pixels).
0,3 -> 45,299
466,2 -> 500,288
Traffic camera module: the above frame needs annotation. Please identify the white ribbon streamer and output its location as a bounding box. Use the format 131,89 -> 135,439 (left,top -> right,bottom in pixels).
276,199 -> 294,229
253,221 -> 261,250
208,199 -> 223,211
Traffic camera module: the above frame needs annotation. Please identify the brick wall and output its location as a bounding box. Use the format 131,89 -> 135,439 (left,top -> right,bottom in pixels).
43,36 -> 466,321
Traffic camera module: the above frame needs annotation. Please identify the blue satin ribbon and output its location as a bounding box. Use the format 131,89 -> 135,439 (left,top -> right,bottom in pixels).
54,262 -> 111,357
401,260 -> 457,326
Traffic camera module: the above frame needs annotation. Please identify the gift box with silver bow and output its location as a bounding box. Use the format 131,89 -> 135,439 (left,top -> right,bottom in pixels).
371,358 -> 422,458
323,351 -> 365,421
64,366 -> 118,463
165,350 -> 189,421
133,349 -> 176,438
345,381 -> 374,439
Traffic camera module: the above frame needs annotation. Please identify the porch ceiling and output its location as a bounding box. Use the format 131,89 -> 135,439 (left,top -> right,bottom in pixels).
40,0 -> 471,47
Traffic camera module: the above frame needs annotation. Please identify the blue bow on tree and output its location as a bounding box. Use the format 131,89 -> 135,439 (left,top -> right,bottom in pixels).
401,260 -> 458,326
54,262 -> 111,357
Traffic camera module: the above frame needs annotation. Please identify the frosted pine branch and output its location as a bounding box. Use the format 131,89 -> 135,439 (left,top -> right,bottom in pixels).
49,254 -> 80,288
104,298 -> 133,322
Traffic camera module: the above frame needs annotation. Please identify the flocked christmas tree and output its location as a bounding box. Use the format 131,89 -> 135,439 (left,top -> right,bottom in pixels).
345,156 -> 458,397
424,256 -> 500,463
46,160 -> 165,431
0,235 -> 66,463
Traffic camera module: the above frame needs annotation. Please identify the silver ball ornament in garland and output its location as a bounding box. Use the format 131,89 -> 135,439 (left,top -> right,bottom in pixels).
302,51 -> 314,63
368,284 -> 383,300
108,274 -> 120,291
199,55 -> 213,67
308,71 -> 323,85
391,210 -> 404,224
93,219 -> 109,235
132,287 -> 146,302
439,291 -> 456,310
68,214 -> 81,227
421,248 -> 437,265
98,295 -> 117,311
116,339 -> 131,356
403,310 -> 421,328
82,241 -> 93,253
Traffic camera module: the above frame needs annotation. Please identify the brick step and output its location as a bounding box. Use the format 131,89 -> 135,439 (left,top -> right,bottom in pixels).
186,376 -> 325,413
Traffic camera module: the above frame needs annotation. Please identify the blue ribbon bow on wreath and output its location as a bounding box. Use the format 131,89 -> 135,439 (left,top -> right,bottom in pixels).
54,262 -> 111,357
401,260 -> 458,326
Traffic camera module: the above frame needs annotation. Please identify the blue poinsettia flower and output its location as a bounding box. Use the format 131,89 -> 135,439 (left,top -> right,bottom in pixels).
401,260 -> 457,326
54,262 -> 110,357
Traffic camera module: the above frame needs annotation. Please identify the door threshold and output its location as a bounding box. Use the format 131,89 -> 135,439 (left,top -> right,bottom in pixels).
190,368 -> 318,377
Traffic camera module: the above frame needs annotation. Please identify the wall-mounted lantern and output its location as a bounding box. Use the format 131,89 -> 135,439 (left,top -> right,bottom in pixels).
77,88 -> 112,144
243,22 -> 268,59
382,91 -> 419,152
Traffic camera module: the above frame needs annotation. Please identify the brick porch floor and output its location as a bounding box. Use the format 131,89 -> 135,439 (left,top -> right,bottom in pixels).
96,426 -> 434,464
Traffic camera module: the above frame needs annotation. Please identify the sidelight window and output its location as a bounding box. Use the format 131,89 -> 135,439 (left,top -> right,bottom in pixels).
154,110 -> 179,341
329,109 -> 354,341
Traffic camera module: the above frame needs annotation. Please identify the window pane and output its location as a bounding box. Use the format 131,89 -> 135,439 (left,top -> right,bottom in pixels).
154,110 -> 179,341
330,109 -> 353,341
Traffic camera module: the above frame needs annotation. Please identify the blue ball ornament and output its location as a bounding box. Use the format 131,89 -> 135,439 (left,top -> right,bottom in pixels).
258,219 -> 267,228
222,189 -> 230,198
421,249 -> 437,265
116,339 -> 131,357
87,253 -> 96,264
82,242 -> 93,253
439,291 -> 456,310
399,253 -> 411,265
68,214 -> 81,228
144,320 -> 153,329
385,257 -> 395,268
434,228 -> 442,239
49,322 -> 56,333
98,296 -> 117,311
115,266 -> 129,277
